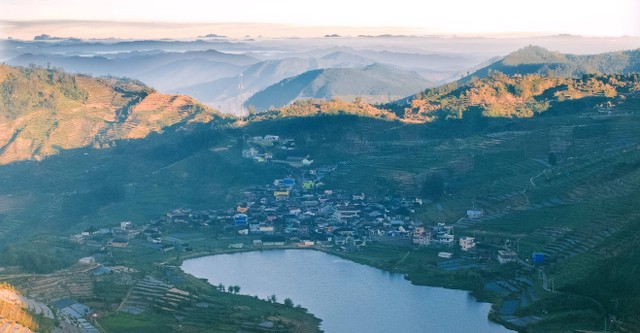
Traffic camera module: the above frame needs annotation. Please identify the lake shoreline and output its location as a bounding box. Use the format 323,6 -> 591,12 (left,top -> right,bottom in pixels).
177,245 -> 518,332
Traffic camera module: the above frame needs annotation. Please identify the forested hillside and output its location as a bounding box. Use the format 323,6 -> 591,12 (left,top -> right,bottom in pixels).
0,64 -> 224,164
464,46 -> 640,80
397,72 -> 640,121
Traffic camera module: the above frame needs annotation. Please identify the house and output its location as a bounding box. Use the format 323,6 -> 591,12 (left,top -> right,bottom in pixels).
532,252 -> 545,265
413,227 -> 433,245
333,207 -> 360,221
160,244 -> 175,253
249,223 -> 260,232
110,236 -> 129,248
274,178 -> 295,187
242,148 -> 259,158
252,135 -> 280,146
352,193 -> 365,201
334,236 -> 348,246
120,221 -> 133,230
261,235 -> 286,246
459,236 -> 476,251
52,298 -> 91,319
93,265 -> 112,276
302,157 -> 314,166
234,213 -> 248,225
70,234 -> 85,244
498,249 -> 518,264
78,257 -> 96,265
431,223 -> 455,246
273,190 -> 290,198
438,252 -> 453,259
467,209 -> 484,219
285,156 -> 306,167
259,225 -> 275,233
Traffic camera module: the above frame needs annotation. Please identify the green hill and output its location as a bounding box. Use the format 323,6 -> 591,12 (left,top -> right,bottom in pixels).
245,64 -> 432,111
393,71 -> 639,121
0,64 -> 224,164
464,46 -> 640,80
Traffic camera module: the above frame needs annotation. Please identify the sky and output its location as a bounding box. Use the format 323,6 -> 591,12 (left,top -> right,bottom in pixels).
1,0 -> 639,39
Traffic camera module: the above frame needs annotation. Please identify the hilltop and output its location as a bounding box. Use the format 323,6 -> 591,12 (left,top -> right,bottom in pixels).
387,46 -> 640,121
245,64 -> 432,110
0,64 -> 224,164
463,46 -> 640,81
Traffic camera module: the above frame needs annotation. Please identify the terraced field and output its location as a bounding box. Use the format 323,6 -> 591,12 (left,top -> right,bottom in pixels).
4,264 -> 97,302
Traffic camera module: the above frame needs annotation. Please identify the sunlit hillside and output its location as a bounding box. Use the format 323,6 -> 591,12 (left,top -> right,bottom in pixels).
0,65 -> 223,164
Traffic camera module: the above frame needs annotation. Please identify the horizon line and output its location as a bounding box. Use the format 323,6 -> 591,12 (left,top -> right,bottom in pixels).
2,19 -> 639,40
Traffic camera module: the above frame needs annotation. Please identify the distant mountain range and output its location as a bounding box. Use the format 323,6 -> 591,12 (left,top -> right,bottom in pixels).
3,38 -> 487,114
245,64 -> 433,110
6,50 -> 256,91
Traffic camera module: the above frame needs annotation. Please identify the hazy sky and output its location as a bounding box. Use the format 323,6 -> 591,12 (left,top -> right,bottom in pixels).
1,0 -> 639,38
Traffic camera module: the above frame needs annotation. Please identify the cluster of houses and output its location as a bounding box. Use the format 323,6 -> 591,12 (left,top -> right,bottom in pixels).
150,164 -> 482,254
241,134 -> 313,167
52,298 -> 99,333
68,165 -> 484,256
69,221 -> 143,249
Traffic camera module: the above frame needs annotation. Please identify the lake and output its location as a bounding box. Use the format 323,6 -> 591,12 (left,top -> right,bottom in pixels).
182,249 -> 512,333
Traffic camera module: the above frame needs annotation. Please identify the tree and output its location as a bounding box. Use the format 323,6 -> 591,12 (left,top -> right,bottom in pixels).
284,298 -> 294,308
232,285 -> 240,294
268,294 -> 277,303
217,283 -> 225,292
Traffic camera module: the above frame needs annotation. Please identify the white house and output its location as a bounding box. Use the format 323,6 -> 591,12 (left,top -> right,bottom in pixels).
242,148 -> 259,158
263,135 -> 280,142
438,252 -> 453,259
78,257 -> 96,265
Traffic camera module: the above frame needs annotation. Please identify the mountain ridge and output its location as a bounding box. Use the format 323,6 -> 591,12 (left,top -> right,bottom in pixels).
0,64 -> 224,164
245,63 -> 433,110
462,45 -> 640,82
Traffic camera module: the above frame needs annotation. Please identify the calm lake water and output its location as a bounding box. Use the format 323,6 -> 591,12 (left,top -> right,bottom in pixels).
182,249 -> 512,333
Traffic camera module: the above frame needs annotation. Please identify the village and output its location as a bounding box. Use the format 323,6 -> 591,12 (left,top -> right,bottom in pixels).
68,134 -> 520,263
